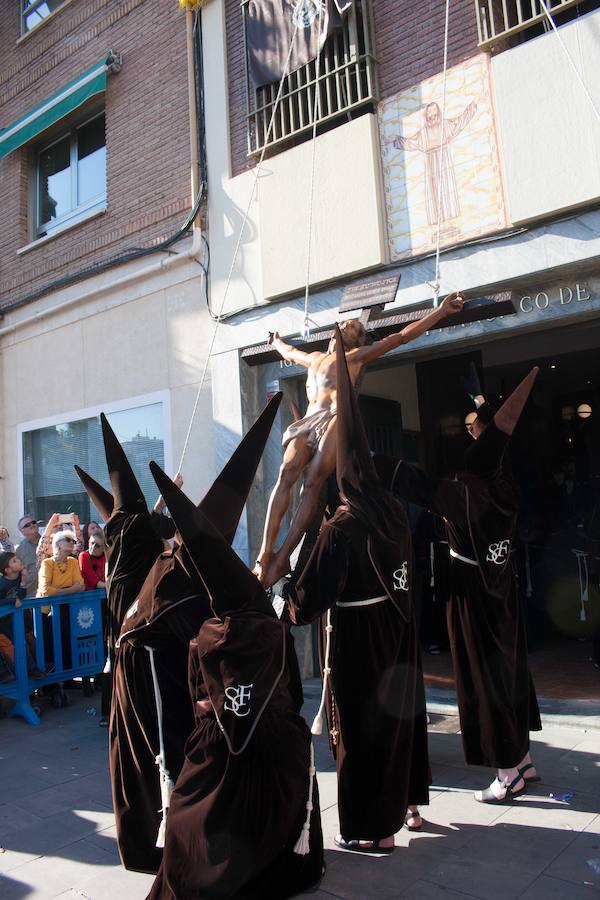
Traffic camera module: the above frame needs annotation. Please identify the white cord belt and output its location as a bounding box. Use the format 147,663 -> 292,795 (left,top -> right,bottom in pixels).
449,548 -> 478,566
336,595 -> 387,608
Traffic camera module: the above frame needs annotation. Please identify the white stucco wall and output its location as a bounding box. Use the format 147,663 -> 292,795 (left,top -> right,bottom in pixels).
0,248 -> 215,533
492,9 -> 600,225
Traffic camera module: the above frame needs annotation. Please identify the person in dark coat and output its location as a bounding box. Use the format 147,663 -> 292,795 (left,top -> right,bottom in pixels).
144,463 -> 323,899
376,368 -> 542,803
286,327 -> 430,854
76,397 -> 283,875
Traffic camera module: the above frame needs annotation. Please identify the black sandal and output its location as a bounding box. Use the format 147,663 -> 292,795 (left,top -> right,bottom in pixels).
475,773 -> 526,804
518,763 -> 541,783
334,836 -> 394,856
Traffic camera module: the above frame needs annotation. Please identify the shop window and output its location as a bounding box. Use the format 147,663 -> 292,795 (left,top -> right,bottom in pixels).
476,0 -> 600,49
21,399 -> 167,523
35,110 -> 106,238
244,0 -> 378,156
21,0 -> 66,34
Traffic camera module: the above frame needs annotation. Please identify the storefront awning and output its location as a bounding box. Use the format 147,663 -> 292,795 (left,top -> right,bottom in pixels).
0,51 -> 121,161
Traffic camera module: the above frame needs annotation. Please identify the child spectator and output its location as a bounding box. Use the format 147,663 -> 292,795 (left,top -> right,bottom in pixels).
79,534 -> 107,591
0,551 -> 43,679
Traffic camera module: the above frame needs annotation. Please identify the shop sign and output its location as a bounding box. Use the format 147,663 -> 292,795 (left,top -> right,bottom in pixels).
519,283 -> 591,313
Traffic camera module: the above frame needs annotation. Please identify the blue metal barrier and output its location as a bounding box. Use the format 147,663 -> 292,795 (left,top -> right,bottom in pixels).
0,589 -> 105,725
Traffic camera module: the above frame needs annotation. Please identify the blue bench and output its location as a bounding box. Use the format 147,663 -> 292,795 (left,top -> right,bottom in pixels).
0,589 -> 106,725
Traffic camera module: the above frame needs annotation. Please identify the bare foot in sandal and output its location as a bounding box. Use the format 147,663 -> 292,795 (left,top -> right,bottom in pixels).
405,806 -> 422,831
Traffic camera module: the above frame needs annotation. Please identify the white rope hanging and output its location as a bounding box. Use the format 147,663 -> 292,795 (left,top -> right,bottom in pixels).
177,18 -> 303,470
427,0 -> 451,308
538,0 -> 600,124
301,0 -> 325,338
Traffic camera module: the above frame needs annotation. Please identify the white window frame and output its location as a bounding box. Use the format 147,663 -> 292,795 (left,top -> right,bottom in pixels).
21,0 -> 68,35
35,109 -> 106,239
17,390 -> 173,519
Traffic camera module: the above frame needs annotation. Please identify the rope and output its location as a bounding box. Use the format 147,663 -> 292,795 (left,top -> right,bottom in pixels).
430,0 -> 451,308
302,0 -> 325,338
311,608 -> 332,735
147,646 -> 175,848
177,17 -> 302,471
538,0 -> 600,123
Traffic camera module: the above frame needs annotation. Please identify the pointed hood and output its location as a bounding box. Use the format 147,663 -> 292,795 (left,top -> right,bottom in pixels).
73,465 -> 114,522
199,393 -> 282,544
150,461 -> 273,620
334,325 -> 378,500
463,367 -> 539,478
331,326 -> 413,621
101,412 -> 148,513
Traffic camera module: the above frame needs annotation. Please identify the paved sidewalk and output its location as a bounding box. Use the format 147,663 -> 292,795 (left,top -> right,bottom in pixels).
0,687 -> 599,900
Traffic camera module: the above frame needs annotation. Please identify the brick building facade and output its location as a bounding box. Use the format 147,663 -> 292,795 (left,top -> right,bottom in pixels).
0,0 -> 191,311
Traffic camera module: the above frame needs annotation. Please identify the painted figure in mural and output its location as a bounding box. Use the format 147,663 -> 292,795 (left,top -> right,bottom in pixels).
253,292 -> 465,588
391,100 -> 477,227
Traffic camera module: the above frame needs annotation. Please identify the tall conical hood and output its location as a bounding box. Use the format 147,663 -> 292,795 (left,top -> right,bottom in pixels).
73,465 -> 114,523
150,462 -> 273,620
464,367 -> 539,478
100,413 -> 147,513
495,366 -> 539,436
199,392 -> 282,544
334,325 -> 378,498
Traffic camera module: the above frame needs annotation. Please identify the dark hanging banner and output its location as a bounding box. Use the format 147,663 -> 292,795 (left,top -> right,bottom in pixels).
246,0 -> 352,89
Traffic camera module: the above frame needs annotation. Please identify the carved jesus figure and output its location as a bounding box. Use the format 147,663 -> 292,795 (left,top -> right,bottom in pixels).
392,100 -> 477,226
254,292 -> 465,588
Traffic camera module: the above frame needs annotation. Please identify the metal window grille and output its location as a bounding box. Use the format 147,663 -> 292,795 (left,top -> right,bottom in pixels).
475,0 -> 590,46
244,1 -> 379,156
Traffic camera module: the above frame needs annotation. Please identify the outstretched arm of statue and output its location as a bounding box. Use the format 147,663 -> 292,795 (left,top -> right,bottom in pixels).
268,331 -> 316,368
352,292 -> 464,364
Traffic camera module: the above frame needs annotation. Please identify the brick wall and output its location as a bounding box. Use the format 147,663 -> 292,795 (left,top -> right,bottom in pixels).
226,0 -> 480,177
0,0 -> 192,309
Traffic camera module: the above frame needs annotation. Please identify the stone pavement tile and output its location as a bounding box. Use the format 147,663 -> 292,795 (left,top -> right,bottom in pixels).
458,818 -> 579,877
544,828 -> 600,890
316,769 -> 340,813
0,803 -> 45,839
12,772 -> 112,819
408,854 -> 538,900
0,802 -> 114,866
497,787 -> 599,832
427,732 -> 467,769
519,873 -> 600,899
388,879 -> 484,900
58,856 -> 155,900
0,836 -> 115,900
317,847 -> 423,899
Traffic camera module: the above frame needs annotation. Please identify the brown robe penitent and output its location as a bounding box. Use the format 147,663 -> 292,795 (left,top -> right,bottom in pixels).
146,461 -> 323,900
111,550 -> 207,873
376,434 -> 541,770
286,325 -> 429,844
147,614 -> 323,900
288,508 -> 430,841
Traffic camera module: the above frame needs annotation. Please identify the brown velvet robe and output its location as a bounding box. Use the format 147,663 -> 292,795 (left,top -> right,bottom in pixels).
147,612 -> 323,899
288,506 -> 430,841
111,549 -> 210,873
376,453 -> 541,769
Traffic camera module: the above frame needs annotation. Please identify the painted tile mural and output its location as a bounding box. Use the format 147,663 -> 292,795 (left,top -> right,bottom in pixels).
379,54 -> 508,261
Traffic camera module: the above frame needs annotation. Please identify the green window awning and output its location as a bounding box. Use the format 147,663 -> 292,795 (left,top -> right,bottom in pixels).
0,51 -> 120,160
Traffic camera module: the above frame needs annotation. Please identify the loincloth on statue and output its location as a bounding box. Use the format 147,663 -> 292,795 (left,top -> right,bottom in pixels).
282,406 -> 337,451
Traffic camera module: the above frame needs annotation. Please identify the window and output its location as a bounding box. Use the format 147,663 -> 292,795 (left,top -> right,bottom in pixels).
21,401 -> 167,524
475,0 -> 599,47
21,0 -> 66,34
245,0 -> 378,155
35,111 -> 106,238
